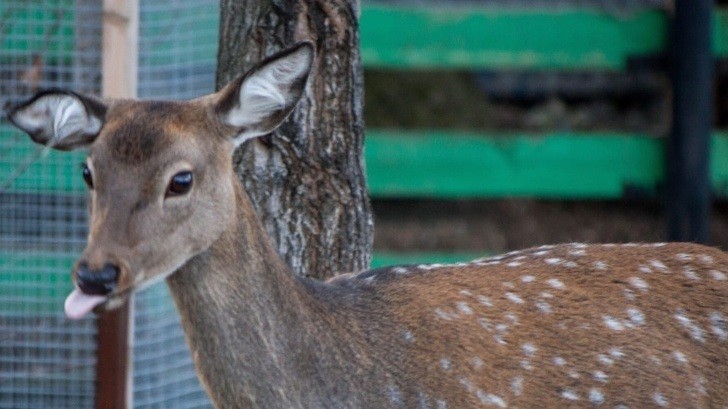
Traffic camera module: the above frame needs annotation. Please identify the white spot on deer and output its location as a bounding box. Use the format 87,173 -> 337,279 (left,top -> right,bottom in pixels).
623,289 -> 636,301
502,281 -> 515,289
653,392 -> 668,407
693,376 -> 708,396
553,357 -> 566,366
597,354 -> 614,366
676,253 -> 692,261
434,308 -> 455,321
650,260 -> 669,272
364,276 -> 376,284
569,249 -> 587,256
545,258 -> 562,266
623,243 -> 638,247
629,277 -> 649,292
674,309 -> 705,342
639,265 -> 653,274
593,370 -> 608,382
505,313 -> 518,324
520,360 -> 533,371
437,400 -> 447,409
589,388 -> 605,405
564,261 -> 579,268
507,261 -> 522,267
521,275 -> 535,283
709,311 -> 727,341
475,261 -> 501,267
609,348 -> 625,359
403,330 -> 414,343
521,343 -> 537,357
650,355 -> 663,366
456,301 -> 473,315
603,316 -> 625,331
698,254 -> 714,264
476,390 -> 506,408
459,377 -> 475,393
493,323 -> 509,345
594,261 -> 608,270
470,357 -> 484,370
505,292 -> 524,304
568,370 -> 580,379
478,317 -> 492,331
683,268 -> 700,281
540,291 -> 554,298
387,384 -> 403,405
532,250 -> 550,256
495,323 -> 509,333
392,267 -> 409,275
535,300 -> 553,314
440,358 -> 452,372
709,270 -> 727,281
561,389 -> 579,401
547,278 -> 565,290
626,308 -> 645,326
478,295 -> 493,307
460,290 -> 472,297
652,242 -> 668,247
538,244 -> 556,250
672,351 -> 688,364
510,376 -> 523,396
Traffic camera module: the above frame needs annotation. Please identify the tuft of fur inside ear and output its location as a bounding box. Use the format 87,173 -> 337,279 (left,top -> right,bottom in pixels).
216,42 -> 314,146
8,89 -> 106,151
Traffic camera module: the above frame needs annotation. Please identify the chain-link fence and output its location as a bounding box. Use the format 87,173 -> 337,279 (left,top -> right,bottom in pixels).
1,0 -> 217,407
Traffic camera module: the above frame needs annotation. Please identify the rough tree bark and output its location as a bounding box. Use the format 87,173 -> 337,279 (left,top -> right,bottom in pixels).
216,0 -> 372,279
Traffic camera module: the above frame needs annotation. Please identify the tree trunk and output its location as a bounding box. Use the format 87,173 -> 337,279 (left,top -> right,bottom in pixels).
216,0 -> 372,279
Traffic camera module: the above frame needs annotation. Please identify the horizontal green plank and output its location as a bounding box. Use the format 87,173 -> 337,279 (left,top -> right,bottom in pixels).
361,6 -> 667,70
361,6 -> 728,69
366,130 -> 728,199
713,8 -> 728,57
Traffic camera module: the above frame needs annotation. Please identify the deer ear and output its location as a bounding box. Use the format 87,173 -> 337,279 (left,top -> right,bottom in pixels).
215,42 -> 314,147
8,90 -> 107,151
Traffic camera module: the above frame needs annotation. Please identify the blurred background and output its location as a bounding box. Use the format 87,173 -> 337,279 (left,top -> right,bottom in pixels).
0,0 -> 725,407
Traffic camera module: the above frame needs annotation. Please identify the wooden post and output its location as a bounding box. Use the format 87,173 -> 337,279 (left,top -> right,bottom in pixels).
97,0 -> 138,408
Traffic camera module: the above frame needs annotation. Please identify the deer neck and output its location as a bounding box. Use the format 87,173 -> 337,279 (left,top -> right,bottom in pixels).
165,181 -> 320,408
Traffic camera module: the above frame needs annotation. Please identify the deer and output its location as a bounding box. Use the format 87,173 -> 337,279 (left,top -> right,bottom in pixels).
7,42 -> 728,408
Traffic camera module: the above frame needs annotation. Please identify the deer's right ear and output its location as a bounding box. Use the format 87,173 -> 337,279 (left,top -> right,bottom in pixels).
214,42 -> 314,147
7,90 -> 107,151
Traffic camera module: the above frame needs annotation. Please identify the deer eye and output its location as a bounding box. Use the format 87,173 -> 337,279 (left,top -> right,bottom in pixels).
167,171 -> 193,196
81,163 -> 93,189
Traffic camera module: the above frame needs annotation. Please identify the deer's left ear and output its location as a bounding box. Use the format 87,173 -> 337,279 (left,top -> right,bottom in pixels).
7,89 -> 107,151
215,42 -> 314,147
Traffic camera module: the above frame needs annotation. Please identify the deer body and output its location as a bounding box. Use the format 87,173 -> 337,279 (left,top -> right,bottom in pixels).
8,43 -> 728,408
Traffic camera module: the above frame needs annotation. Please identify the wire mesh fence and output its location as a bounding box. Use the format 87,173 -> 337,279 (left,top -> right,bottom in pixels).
1,0 -> 217,407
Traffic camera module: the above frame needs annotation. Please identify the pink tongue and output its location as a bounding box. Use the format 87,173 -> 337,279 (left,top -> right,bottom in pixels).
64,289 -> 106,319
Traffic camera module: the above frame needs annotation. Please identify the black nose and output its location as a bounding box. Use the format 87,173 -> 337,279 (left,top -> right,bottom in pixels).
76,262 -> 119,295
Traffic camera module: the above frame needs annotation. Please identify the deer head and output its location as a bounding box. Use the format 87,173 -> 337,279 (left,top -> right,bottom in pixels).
8,43 -> 314,319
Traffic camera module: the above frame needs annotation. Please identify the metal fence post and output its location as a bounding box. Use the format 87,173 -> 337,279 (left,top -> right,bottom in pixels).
667,0 -> 714,243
